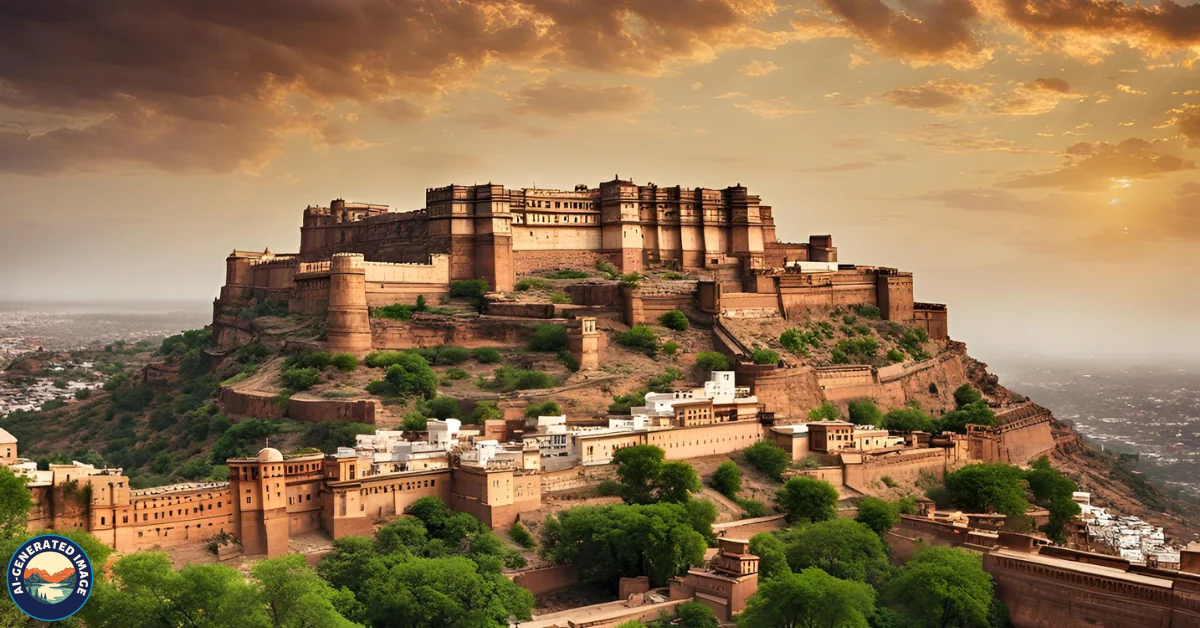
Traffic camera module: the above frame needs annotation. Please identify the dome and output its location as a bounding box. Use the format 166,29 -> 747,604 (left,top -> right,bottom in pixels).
256,447 -> 284,463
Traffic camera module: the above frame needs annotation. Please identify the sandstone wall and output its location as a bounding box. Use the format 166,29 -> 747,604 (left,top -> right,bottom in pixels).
370,316 -> 546,349
844,448 -> 948,494
287,397 -> 376,425
541,464 -> 617,493
219,387 -> 285,419
512,249 -> 610,275
511,565 -> 581,596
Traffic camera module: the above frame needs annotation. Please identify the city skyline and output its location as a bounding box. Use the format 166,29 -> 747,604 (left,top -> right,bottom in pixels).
1,0 -> 1198,360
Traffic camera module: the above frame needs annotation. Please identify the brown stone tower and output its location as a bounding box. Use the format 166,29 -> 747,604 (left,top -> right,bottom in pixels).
326,253 -> 373,355
229,448 -> 289,557
567,317 -> 603,370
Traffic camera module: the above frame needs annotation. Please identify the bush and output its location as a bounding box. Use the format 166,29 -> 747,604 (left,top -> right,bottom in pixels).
444,368 -> 468,380
662,340 -> 679,357
280,367 -> 320,392
694,351 -> 730,372
402,412 -> 428,431
557,351 -> 580,372
808,401 -> 840,421
330,353 -> 359,371
369,353 -> 438,398
515,278 -> 551,291
483,367 -> 557,392
471,347 -> 502,364
886,349 -> 905,363
546,269 -> 588,279
74,389 -> 91,401
833,336 -> 879,363
777,476 -> 839,523
751,347 -> 779,365
299,420 -> 374,454
449,279 -> 489,300
525,400 -> 561,418
737,498 -> 768,518
881,407 -> 936,433
661,271 -> 684,280
953,384 -> 984,408
418,396 -> 460,420
659,310 -> 689,331
469,401 -> 504,424
291,352 -> 332,370
529,324 -> 569,352
744,442 -> 791,480
509,520 -> 536,549
617,325 -> 658,356
618,272 -> 642,284
854,304 -> 881,319
647,367 -> 684,393
549,292 -> 571,304
596,479 -> 623,497
712,461 -> 742,498
608,389 -> 647,414
364,350 -> 409,368
434,346 -> 470,365
847,399 -> 883,427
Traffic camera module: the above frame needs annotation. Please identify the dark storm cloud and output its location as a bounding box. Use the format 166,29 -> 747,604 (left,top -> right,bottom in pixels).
0,0 -> 784,174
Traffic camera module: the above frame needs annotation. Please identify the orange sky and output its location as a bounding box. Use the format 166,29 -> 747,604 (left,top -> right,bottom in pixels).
0,0 -> 1198,360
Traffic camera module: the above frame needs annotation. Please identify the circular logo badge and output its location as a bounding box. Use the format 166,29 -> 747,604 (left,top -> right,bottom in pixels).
7,535 -> 93,621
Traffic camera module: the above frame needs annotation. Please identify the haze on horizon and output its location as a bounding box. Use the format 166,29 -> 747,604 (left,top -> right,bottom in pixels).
1,0 -> 1198,362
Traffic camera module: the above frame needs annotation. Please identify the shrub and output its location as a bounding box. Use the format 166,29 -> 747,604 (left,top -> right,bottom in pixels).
290,352 -> 332,370
557,351 -> 580,372
751,347 -> 779,365
595,259 -> 619,275
694,351 -> 730,372
647,367 -> 684,392
744,442 -> 791,480
402,412 -> 428,432
549,292 -> 571,304
953,384 -> 984,408
546,269 -> 589,279
372,303 -> 419,320
881,475 -> 899,488
618,272 -> 642,284
661,271 -> 684,280
280,367 -> 320,392
737,498 -> 768,518
886,349 -> 905,363
176,458 -> 212,481
712,461 -> 742,497
898,325 -> 931,360
364,350 -> 410,368
854,304 -> 881,319
433,346 -> 470,365
834,336 -> 879,362
417,396 -> 460,419
74,389 -> 91,401
509,520 -> 536,549
882,407 -> 936,433
483,367 -> 557,392
596,479 -> 623,497
445,368 -> 469,380
330,353 -> 359,371
778,476 -> 839,523
847,399 -> 883,427
373,353 -> 438,398
659,310 -> 689,331
808,401 -> 840,421
515,278 -> 551,291
469,401 -> 504,423
524,400 -> 561,418
471,347 -> 501,363
529,324 -> 569,352
608,389 -> 647,414
617,325 -> 658,356
449,279 -> 489,300
662,340 -> 679,357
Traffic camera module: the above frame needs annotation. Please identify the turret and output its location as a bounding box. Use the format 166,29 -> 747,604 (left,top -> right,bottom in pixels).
326,253 -> 373,355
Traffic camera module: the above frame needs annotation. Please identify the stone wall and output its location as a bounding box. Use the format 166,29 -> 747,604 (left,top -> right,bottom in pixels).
219,387 -> 285,419
287,397 -> 376,425
541,464 -> 617,493
370,316 -> 546,349
511,565 -> 581,596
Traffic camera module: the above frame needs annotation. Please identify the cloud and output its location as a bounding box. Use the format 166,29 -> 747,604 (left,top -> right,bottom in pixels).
799,0 -> 990,68
994,0 -> 1200,56
878,78 -> 990,112
732,97 -> 815,118
1174,104 -> 1200,147
1032,78 -> 1071,93
0,0 -> 790,175
739,60 -> 782,76
911,187 -> 1076,213
508,80 -> 652,118
1116,84 -> 1147,95
848,54 -> 869,69
893,123 -> 1043,153
997,138 -> 1196,191
797,153 -> 907,173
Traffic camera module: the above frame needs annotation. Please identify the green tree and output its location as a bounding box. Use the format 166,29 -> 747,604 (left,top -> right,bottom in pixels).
252,553 -> 361,628
778,477 -> 839,524
301,421 -> 375,454
382,353 -> 438,398
944,463 -> 1030,517
749,532 -> 792,581
613,444 -> 665,504
659,310 -> 689,332
782,519 -> 890,584
695,351 -> 731,372
1024,457 -> 1082,543
449,279 -> 490,301
281,367 -> 321,391
402,412 -> 428,432
736,567 -> 875,628
84,552 -> 271,628
211,419 -> 282,462
953,384 -> 984,409
0,466 -> 32,539
417,395 -> 460,419
469,401 -> 504,423
617,325 -> 659,356
808,401 -> 840,421
881,407 -> 936,433
677,601 -> 719,628
884,547 -> 994,628
712,461 -> 742,498
529,324 -> 569,351
471,347 -> 502,363
655,461 -> 701,504
331,353 -> 359,371
938,401 -> 996,434
744,441 -> 792,480
751,347 -> 780,365
525,400 -> 562,418
509,520 -> 536,549
854,497 -> 900,537
357,555 -> 533,628
847,400 -> 883,427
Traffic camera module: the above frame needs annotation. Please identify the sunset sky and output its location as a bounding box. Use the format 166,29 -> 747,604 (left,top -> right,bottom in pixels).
1,0 -> 1198,360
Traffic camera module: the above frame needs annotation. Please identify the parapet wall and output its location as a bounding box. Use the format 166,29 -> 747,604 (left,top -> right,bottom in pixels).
218,387 -> 374,424
370,316 -> 549,349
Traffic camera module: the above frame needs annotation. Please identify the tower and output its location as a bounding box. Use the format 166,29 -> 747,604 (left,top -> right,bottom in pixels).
326,253 -> 373,355
599,177 -> 644,273
229,448 -> 290,557
567,317 -> 603,371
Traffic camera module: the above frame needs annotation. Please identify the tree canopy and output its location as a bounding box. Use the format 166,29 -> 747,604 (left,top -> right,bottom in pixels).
777,477 -> 839,523
854,497 -> 900,537
712,460 -> 742,498
736,567 -> 875,628
0,466 -> 32,540
884,547 -> 995,628
744,441 -> 792,480
612,445 -> 700,504
943,463 -> 1030,517
780,519 -> 891,585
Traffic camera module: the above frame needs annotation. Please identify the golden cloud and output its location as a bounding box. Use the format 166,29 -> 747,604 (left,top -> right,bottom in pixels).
879,79 -> 991,112
739,60 -> 782,76
997,138 -> 1196,191
508,80 -> 652,118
